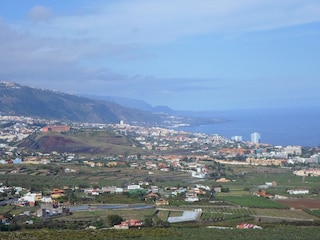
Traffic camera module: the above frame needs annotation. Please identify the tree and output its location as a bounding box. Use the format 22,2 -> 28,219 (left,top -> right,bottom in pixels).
144,216 -> 153,227
221,187 -> 230,193
107,214 -> 123,226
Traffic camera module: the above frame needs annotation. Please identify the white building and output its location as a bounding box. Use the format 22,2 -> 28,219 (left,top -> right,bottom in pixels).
231,136 -> 243,141
251,132 -> 261,144
283,146 -> 302,156
127,185 -> 140,190
287,189 -> 309,195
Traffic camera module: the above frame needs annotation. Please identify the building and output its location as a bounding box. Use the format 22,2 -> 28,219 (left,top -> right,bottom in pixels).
114,219 -> 143,229
283,146 -> 302,156
167,210 -> 201,223
184,192 -> 199,202
155,199 -> 169,206
293,168 -> 320,177
231,136 -> 243,141
41,125 -> 70,133
51,189 -> 65,199
236,223 -> 262,229
287,189 -> 309,195
251,132 -> 261,144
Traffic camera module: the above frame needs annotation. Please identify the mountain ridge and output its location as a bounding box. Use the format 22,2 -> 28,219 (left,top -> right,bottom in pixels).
0,81 -> 164,125
0,81 -> 225,127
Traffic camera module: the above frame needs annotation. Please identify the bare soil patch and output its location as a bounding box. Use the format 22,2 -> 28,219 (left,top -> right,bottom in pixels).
276,198 -> 320,209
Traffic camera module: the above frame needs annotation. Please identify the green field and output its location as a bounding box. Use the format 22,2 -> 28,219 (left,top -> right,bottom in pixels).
216,195 -> 288,208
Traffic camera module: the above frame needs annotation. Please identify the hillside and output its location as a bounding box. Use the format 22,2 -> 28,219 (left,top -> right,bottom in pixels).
0,81 -> 225,127
18,130 -> 144,155
0,81 -> 166,125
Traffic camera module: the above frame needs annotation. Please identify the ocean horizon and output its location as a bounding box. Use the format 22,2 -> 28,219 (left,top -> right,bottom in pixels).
177,106 -> 320,147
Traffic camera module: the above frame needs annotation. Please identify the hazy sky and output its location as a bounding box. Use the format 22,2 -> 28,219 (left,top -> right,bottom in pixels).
0,0 -> 319,111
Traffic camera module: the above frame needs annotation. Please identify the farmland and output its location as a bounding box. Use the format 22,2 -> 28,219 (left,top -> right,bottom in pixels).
1,161 -> 320,239
0,226 -> 320,240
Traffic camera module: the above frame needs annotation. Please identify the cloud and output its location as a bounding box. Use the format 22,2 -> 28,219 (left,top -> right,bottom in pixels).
28,6 -> 53,22
1,1 -> 320,110
13,0 -> 320,44
0,20 -> 214,97
0,18 -> 141,83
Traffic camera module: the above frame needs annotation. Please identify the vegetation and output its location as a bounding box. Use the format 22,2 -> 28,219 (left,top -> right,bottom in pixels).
1,226 -> 320,240
107,214 -> 123,226
1,160 -> 319,237
304,209 -> 320,218
216,195 -> 288,208
18,130 -> 144,155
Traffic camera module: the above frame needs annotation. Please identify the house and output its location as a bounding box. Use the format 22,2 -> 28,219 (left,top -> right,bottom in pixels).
265,181 -> 277,187
17,192 -> 42,206
185,192 -> 199,202
145,192 -> 160,201
114,219 -> 143,229
127,185 -> 140,190
102,186 -> 117,194
216,178 -> 230,183
287,189 -> 309,195
51,189 -> 65,199
155,199 -> 169,206
253,190 -> 273,199
84,188 -> 101,196
91,189 -> 100,196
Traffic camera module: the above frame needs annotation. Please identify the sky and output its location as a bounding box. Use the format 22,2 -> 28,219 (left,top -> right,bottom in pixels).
0,0 -> 319,111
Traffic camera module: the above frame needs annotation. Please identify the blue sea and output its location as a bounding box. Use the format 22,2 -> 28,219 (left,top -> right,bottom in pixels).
177,107 -> 320,147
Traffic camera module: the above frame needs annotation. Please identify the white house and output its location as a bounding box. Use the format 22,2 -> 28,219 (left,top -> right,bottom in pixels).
287,189 -> 309,195
184,192 -> 199,202
127,185 -> 140,190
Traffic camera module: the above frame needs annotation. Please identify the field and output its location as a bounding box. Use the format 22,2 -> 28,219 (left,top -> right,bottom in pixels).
276,198 -> 320,209
0,226 -> 320,240
215,195 -> 288,208
0,164 -> 192,191
1,162 -> 320,237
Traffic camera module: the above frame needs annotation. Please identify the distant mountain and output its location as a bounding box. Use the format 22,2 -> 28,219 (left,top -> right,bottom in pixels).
82,95 -> 175,114
80,94 -> 227,126
0,81 -> 225,127
0,81 -> 166,126
81,94 -> 227,121
82,95 -> 154,111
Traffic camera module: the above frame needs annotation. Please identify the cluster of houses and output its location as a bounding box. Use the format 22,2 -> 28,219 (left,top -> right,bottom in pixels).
1,115 -> 320,170
13,188 -> 65,207
82,183 -> 215,204
0,185 -> 66,209
252,180 -> 310,198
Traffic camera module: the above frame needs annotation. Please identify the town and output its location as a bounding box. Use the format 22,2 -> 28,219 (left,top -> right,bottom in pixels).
1,115 -> 319,166
0,114 -> 320,232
